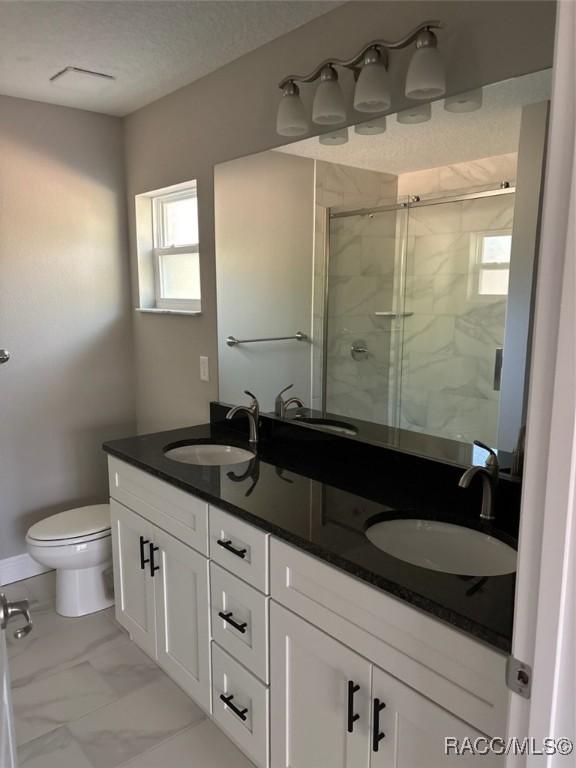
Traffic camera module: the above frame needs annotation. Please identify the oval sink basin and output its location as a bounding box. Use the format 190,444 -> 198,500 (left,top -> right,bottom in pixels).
365,519 -> 516,576
164,443 -> 255,466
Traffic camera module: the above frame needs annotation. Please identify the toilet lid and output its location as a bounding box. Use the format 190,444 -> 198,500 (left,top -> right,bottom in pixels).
27,504 -> 111,542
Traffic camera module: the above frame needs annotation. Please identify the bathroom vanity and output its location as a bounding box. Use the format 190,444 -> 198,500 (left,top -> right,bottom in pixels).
104,415 -> 519,768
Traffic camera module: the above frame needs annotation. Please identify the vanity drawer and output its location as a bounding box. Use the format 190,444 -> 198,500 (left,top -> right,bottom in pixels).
212,643 -> 269,768
209,506 -> 269,593
210,563 -> 269,683
108,457 -> 209,556
270,537 -> 508,737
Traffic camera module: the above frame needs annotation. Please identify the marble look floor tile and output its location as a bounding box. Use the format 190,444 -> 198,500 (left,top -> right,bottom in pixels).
9,610 -> 129,687
14,661 -> 118,746
18,727 -> 94,768
120,720 -> 255,768
24,572 -> 57,605
69,676 -> 206,768
89,641 -> 163,697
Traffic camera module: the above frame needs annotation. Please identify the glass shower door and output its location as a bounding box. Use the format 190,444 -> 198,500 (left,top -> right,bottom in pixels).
325,204 -> 408,430
398,190 -> 516,445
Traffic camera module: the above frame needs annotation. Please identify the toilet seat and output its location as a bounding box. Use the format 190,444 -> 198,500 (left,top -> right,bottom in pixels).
26,504 -> 111,547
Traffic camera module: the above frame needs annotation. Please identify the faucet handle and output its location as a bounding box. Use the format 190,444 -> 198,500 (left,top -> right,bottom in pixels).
474,440 -> 499,471
277,384 -> 293,399
243,390 -> 259,413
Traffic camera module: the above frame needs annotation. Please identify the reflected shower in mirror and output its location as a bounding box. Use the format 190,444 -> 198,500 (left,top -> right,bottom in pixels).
215,70 -> 551,469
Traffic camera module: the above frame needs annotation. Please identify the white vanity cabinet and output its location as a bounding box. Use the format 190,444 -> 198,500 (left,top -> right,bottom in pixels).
108,457 -> 508,768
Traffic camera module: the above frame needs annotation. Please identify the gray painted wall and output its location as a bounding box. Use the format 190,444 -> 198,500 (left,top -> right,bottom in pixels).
0,96 -> 136,560
124,0 -> 556,433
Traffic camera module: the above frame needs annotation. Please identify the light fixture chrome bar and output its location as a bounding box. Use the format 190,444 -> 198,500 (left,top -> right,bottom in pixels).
226,332 -> 308,347
278,21 -> 442,89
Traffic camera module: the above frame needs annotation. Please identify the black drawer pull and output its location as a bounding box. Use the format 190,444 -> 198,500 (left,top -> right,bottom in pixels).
372,698 -> 386,752
139,536 -> 150,570
217,539 -> 247,559
149,543 -> 160,577
347,681 -> 360,733
218,611 -> 248,634
220,694 -> 248,722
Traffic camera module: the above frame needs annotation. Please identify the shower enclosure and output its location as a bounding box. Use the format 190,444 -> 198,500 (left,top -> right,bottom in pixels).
323,185 -> 516,447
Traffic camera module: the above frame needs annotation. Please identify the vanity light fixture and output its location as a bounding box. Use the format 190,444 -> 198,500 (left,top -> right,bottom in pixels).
319,127 -> 349,145
396,102 -> 431,124
444,88 -> 483,113
354,116 -> 387,135
276,20 -> 445,137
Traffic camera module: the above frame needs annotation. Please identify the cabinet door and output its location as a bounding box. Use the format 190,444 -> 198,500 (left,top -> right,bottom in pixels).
370,665 -> 504,768
110,500 -> 157,658
270,602 -> 371,768
154,528 -> 211,712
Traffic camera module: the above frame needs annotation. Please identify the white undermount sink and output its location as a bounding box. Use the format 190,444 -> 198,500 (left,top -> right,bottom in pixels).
365,518 -> 516,576
164,443 -> 255,466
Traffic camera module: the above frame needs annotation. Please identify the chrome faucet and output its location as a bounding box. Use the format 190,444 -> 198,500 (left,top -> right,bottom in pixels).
275,384 -> 304,419
226,390 -> 260,448
459,440 -> 500,521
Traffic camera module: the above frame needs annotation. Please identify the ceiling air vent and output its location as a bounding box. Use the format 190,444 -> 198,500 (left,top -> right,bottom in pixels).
49,66 -> 115,93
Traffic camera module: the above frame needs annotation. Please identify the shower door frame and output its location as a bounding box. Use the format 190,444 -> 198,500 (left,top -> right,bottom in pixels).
322,183 -> 517,442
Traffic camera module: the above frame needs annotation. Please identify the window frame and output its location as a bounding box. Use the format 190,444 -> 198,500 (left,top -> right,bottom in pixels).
152,185 -> 201,312
469,228 -> 512,300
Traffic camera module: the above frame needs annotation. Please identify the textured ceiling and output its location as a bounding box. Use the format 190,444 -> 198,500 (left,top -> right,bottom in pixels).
278,70 -> 552,175
0,1 -> 341,116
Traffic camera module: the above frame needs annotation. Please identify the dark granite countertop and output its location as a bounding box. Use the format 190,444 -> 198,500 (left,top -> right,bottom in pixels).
103,419 -> 518,653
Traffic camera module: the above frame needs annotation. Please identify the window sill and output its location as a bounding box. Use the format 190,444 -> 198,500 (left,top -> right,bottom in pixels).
135,307 -> 202,317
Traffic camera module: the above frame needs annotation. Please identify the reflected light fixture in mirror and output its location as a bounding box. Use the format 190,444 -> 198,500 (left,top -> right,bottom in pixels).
276,21 -> 446,137
444,88 -> 483,113
397,102 -> 431,124
312,66 -> 347,125
354,116 -> 387,135
276,81 -> 309,136
319,127 -> 349,145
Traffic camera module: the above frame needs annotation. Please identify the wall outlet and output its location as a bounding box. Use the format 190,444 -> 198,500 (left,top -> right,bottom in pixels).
199,356 -> 210,382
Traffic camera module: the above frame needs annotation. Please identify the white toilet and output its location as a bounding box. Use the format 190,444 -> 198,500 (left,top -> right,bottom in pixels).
26,504 -> 114,618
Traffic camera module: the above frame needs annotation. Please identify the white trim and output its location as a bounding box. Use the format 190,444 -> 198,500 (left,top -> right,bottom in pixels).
0,553 -> 52,586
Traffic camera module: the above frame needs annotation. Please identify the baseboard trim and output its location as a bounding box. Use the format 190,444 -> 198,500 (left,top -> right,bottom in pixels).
0,553 -> 53,586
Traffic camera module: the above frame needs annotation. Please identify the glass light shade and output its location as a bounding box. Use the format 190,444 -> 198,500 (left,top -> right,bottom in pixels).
319,127 -> 349,145
396,103 -> 431,124
353,51 -> 391,113
276,83 -> 308,137
354,116 -> 387,135
444,88 -> 483,113
405,45 -> 446,100
312,67 -> 346,125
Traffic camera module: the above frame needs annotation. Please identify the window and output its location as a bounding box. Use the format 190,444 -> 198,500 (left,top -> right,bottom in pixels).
472,231 -> 512,297
152,185 -> 201,311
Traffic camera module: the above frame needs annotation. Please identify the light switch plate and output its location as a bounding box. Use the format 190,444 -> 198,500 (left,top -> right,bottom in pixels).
200,356 -> 210,382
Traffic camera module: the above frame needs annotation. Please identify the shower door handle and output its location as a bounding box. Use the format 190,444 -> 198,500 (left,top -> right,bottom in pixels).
0,350 -> 10,364
493,348 -> 503,391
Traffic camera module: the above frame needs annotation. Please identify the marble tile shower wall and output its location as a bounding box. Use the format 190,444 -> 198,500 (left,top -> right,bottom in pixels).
398,156 -> 517,445
311,160 -> 398,413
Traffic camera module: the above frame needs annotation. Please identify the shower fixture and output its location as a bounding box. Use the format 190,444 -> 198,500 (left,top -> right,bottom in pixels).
276,21 -> 445,137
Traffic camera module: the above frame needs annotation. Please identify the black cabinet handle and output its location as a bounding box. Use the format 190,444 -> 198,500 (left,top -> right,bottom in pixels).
217,539 -> 247,559
347,681 -> 360,733
149,543 -> 160,576
218,611 -> 248,634
372,698 -> 386,752
220,693 -> 248,722
139,536 -> 150,570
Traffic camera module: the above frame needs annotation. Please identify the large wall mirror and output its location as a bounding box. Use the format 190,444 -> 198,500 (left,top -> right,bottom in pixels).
215,69 -> 551,469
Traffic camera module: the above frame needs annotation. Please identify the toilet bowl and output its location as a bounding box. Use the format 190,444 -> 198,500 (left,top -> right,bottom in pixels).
26,504 -> 114,618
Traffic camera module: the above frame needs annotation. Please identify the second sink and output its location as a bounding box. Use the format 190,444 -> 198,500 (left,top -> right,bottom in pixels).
164,443 -> 255,466
365,518 -> 516,576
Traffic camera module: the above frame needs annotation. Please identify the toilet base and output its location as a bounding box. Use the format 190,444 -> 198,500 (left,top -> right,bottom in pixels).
56,561 -> 115,617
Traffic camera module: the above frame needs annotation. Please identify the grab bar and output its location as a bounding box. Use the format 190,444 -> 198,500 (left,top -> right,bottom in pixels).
226,332 -> 308,347
374,311 -> 414,318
